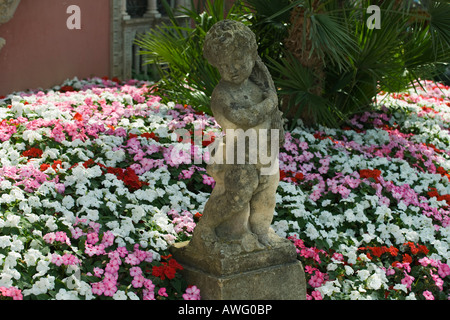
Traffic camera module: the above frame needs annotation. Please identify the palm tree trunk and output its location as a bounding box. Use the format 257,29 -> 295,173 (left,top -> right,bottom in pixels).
283,1 -> 325,126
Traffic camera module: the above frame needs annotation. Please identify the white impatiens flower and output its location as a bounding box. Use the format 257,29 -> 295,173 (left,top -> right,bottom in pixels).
0,272 -> 13,288
23,275 -> 56,296
10,236 -> 24,252
113,290 -> 128,300
127,291 -> 140,300
0,180 -> 12,190
22,129 -> 41,144
344,265 -> 354,276
304,222 -> 320,240
4,251 -> 21,270
55,289 -> 80,300
23,249 -> 43,267
0,236 -> 11,249
130,205 -> 146,223
317,280 -> 342,298
357,269 -> 370,281
4,214 -> 21,228
62,195 -> 75,209
344,209 -> 356,222
272,220 -> 289,238
366,272 -> 385,291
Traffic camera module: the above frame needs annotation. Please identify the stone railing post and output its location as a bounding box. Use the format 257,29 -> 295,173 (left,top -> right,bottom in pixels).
143,0 -> 161,19
0,0 -> 21,52
121,0 -> 130,20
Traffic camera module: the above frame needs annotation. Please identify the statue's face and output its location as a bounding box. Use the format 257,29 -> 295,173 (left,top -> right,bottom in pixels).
216,51 -> 256,85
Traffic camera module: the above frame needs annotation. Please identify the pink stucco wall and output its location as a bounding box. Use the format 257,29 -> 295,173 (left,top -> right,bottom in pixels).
0,0 -> 110,95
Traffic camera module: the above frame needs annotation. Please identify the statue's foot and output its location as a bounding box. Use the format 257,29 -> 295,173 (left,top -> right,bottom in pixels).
241,232 -> 265,252
257,228 -> 281,248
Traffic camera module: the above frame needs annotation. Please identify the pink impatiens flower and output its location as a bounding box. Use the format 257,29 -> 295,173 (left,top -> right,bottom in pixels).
129,266 -> 142,277
438,262 -> 450,278
308,272 -> 325,288
423,290 -> 434,300
202,174 -> 215,186
401,272 -> 414,290
158,287 -> 169,297
183,285 -> 201,300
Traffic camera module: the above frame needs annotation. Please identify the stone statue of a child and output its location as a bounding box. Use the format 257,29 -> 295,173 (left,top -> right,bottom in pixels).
190,20 -> 285,254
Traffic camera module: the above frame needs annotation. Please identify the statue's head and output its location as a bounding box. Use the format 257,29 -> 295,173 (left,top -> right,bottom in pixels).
203,20 -> 258,85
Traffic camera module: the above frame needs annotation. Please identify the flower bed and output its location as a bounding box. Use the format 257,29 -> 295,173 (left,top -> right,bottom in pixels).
0,77 -> 449,300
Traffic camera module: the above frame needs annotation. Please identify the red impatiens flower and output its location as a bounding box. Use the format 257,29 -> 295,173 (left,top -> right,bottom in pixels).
104,166 -> 148,191
122,167 -> 148,191
369,246 -> 385,258
22,147 -> 43,159
359,169 -> 382,183
436,166 -> 450,182
83,159 -> 96,168
387,246 -> 399,257
280,170 -> 287,181
40,163 -> 50,171
52,160 -> 63,171
404,241 -> 429,255
152,258 -> 183,280
402,253 -> 413,264
418,245 -> 429,255
60,85 -> 75,93
427,187 -> 450,206
73,112 -> 83,121
279,170 -> 304,183
141,132 -> 159,142
295,172 -> 305,181
106,166 -> 125,180
194,212 -> 203,220
128,133 -> 139,139
41,160 -> 64,172
358,245 -> 400,260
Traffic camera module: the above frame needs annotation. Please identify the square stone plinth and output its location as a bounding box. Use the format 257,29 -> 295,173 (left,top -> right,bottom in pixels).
171,240 -> 307,300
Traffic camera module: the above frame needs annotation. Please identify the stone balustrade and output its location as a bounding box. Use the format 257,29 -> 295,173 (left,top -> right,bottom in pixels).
112,0 -> 191,80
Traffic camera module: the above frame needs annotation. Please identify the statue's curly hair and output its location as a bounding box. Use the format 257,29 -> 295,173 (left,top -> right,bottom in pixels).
203,20 -> 258,67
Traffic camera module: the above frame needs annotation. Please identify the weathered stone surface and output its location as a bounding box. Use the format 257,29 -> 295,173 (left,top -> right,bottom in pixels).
171,240 -> 306,300
172,237 -> 297,277
170,20 -> 306,300
0,0 -> 21,24
177,260 -> 306,300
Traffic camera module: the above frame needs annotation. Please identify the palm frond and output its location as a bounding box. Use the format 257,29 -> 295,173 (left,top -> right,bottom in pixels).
267,52 -> 344,128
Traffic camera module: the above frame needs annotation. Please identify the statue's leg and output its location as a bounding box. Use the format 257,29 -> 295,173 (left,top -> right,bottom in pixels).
214,164 -> 259,240
249,170 -> 280,246
188,164 -> 226,245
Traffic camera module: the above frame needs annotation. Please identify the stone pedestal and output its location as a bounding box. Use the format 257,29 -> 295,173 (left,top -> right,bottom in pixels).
171,238 -> 307,300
